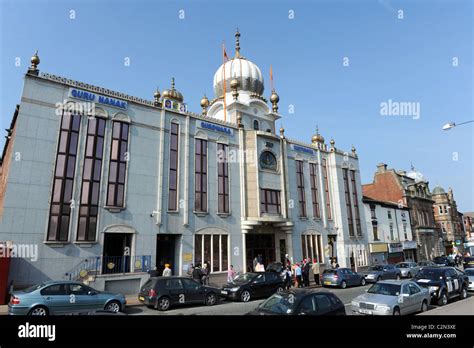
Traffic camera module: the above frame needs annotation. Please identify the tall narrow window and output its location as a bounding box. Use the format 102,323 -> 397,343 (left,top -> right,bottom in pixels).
260,189 -> 281,214
296,160 -> 306,217
48,112 -> 81,241
322,158 -> 332,219
309,163 -> 321,218
217,143 -> 229,214
389,223 -> 395,240
343,168 -> 354,237
168,122 -> 179,211
370,204 -> 376,219
77,117 -> 106,242
350,170 -> 362,236
195,138 -> 208,212
253,120 -> 259,130
107,121 -> 129,207
373,226 -> 379,241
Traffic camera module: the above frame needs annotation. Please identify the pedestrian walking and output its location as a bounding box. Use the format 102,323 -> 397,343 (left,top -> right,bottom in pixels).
162,264 -> 172,277
192,263 -> 203,283
295,263 -> 302,288
227,265 -> 236,282
253,256 -> 258,272
202,262 -> 210,285
284,266 -> 292,289
312,258 -> 320,285
302,259 -> 310,287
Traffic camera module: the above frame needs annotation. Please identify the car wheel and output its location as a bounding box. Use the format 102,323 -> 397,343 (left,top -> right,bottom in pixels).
420,300 -> 428,313
460,287 -> 468,300
393,307 -> 400,316
240,290 -> 251,302
340,280 -> 347,289
277,286 -> 284,293
360,278 -> 366,286
438,292 -> 448,306
28,306 -> 49,316
104,300 -> 121,313
205,292 -> 217,306
156,296 -> 171,311
396,274 -> 401,280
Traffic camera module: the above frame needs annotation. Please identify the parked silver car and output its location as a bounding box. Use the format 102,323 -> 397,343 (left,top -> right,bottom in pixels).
361,264 -> 401,283
351,280 -> 430,315
395,262 -> 420,278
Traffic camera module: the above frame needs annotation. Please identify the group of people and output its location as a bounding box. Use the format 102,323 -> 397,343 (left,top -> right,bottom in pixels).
187,262 -> 212,285
283,257 -> 322,289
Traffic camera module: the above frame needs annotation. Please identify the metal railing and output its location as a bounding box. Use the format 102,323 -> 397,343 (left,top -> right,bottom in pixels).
66,255 -> 152,280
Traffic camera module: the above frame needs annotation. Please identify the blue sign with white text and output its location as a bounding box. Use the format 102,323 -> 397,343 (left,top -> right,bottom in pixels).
69,88 -> 128,110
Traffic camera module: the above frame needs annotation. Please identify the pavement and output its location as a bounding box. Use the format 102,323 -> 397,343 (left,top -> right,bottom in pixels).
418,295 -> 474,315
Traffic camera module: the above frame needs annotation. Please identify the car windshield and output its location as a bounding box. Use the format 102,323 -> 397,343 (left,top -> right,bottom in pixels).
416,269 -> 444,280
367,283 -> 400,296
464,269 -> 474,275
258,293 -> 297,314
323,270 -> 337,275
233,273 -> 256,282
368,266 -> 383,271
21,283 -> 46,293
433,257 -> 446,262
396,263 -> 410,268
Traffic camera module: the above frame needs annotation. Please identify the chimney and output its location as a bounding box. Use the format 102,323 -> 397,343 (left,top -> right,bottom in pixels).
376,163 -> 387,173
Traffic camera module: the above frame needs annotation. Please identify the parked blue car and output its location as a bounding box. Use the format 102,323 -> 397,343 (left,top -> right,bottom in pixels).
321,268 -> 366,288
8,281 -> 126,315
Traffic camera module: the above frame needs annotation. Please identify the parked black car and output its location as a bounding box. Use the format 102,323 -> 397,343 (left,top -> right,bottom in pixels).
220,272 -> 284,302
247,289 -> 346,315
138,277 -> 219,311
414,267 -> 469,306
433,256 -> 455,267
462,257 -> 474,269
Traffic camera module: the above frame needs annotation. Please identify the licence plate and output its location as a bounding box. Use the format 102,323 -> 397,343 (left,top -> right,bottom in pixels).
139,296 -> 145,301
324,281 -> 331,285
221,290 -> 228,295
359,309 -> 372,315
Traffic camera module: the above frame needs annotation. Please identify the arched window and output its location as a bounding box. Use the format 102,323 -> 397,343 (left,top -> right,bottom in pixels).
253,120 -> 259,130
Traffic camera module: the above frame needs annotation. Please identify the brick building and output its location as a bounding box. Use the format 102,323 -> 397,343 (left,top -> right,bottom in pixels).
431,186 -> 464,255
362,163 -> 440,261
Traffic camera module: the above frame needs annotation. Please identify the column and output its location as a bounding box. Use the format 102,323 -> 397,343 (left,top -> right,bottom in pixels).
285,230 -> 294,263
242,230 -> 247,273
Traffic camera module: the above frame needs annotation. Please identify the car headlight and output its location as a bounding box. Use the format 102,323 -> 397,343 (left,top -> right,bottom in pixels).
429,286 -> 439,293
230,287 -> 240,292
375,305 -> 390,311
351,301 -> 359,307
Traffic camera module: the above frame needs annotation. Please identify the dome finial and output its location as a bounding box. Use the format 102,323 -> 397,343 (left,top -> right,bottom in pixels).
28,50 -> 40,75
153,86 -> 161,106
270,88 -> 279,113
200,93 -> 210,114
235,28 -> 241,58
311,126 -> 325,144
171,77 -> 176,90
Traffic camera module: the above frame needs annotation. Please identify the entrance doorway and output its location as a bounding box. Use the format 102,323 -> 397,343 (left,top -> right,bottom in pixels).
103,233 -> 132,274
246,234 -> 275,272
156,234 -> 177,275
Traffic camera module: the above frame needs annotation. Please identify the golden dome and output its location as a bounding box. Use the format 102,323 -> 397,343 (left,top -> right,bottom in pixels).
311,126 -> 325,144
162,78 -> 184,102
31,50 -> 40,67
200,94 -> 210,108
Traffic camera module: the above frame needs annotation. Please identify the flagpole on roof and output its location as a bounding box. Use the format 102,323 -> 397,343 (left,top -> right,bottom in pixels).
222,42 -> 228,122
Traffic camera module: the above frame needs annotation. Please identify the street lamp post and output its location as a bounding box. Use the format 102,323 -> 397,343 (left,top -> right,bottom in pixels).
442,120 -> 474,130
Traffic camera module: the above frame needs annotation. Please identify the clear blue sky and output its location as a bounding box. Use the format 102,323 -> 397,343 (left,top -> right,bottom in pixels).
1,0 -> 472,211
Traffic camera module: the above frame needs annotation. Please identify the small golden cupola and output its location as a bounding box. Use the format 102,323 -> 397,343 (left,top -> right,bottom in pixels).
311,126 -> 325,144
162,77 -> 184,102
